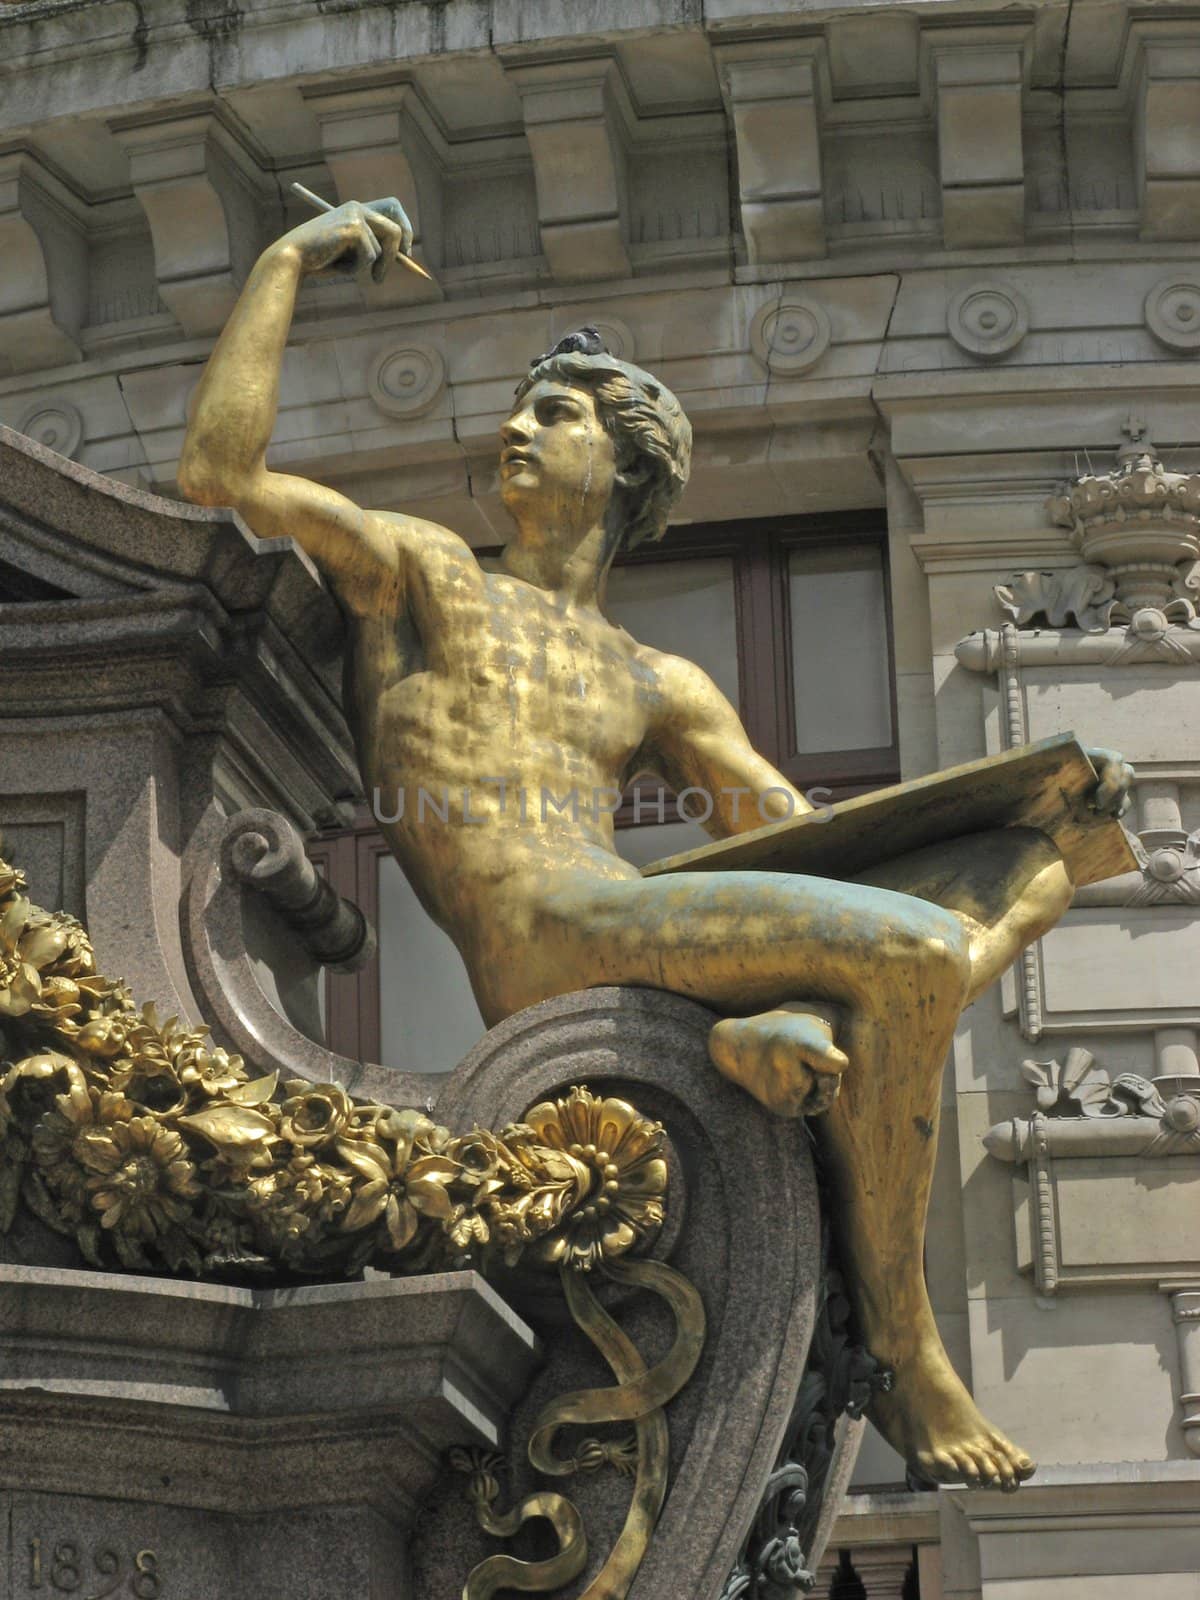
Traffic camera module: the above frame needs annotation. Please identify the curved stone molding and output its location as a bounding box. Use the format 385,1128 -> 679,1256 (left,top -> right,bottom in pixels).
947,281 -> 1028,360
425,986 -> 851,1600
751,296 -> 832,375
367,341 -> 446,417
1144,277 -> 1200,353
18,398 -> 83,459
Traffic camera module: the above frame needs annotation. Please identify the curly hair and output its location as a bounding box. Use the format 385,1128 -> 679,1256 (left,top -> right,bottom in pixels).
514,329 -> 692,551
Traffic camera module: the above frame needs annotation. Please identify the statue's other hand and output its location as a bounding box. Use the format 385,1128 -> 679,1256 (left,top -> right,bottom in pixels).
281,197 -> 415,284
1084,746 -> 1136,818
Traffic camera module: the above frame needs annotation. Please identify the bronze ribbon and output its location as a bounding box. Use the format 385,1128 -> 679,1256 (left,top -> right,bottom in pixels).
461,1255 -> 705,1600
463,1490 -> 588,1599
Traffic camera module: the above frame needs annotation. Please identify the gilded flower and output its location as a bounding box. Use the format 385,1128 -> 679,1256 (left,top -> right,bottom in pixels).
245,1155 -> 338,1254
0,896 -> 52,1018
75,1015 -> 132,1058
3,1050 -> 90,1117
79,1116 -> 200,1242
519,1088 -> 668,1272
452,1127 -> 513,1196
107,1054 -> 187,1116
446,1204 -> 490,1252
33,1082 -> 135,1223
279,1081 -> 353,1149
0,861 -> 28,900
30,975 -> 83,1031
337,1109 -> 463,1252
179,1044 -> 247,1096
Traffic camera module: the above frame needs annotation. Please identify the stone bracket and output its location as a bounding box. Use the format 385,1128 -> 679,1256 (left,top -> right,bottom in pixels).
303,79 -> 444,303
715,41 -> 825,265
926,26 -> 1029,248
506,56 -> 631,282
110,110 -> 275,337
1133,30 -> 1200,242
0,150 -> 86,374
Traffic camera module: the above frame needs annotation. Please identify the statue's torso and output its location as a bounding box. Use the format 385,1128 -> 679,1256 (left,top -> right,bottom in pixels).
343,537 -> 661,983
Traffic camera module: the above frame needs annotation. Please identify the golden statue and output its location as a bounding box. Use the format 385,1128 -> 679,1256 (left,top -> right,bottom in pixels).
179,199 -> 1134,1493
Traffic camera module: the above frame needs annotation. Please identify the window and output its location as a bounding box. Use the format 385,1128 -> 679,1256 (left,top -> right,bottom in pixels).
312,512 -> 895,1067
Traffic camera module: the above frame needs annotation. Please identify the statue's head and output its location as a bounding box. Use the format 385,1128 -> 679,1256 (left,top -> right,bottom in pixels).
507,329 -> 692,551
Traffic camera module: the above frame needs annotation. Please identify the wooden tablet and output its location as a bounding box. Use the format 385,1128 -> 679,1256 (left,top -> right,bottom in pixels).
640,734 -> 1136,889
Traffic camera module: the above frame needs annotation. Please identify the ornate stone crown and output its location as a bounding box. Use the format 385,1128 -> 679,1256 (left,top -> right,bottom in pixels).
1047,422 -> 1200,614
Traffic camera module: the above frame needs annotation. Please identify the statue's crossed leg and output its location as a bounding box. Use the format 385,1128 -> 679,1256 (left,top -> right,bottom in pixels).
527,825 -> 1070,1489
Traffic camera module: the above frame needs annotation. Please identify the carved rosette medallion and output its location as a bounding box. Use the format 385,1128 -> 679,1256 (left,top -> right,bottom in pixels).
946,281 -> 1028,360
751,297 -> 832,375
18,400 -> 84,460
367,342 -> 446,417
1144,277 -> 1200,354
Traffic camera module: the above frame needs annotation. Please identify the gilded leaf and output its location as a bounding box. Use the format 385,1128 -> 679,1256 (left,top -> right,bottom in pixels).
227,1072 -> 279,1106
180,1103 -> 278,1148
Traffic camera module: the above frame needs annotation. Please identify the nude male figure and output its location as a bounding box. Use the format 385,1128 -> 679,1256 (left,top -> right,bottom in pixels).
179,198 -> 1133,1492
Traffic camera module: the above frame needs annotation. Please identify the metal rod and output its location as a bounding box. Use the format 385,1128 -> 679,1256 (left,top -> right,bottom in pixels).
289,182 -> 434,282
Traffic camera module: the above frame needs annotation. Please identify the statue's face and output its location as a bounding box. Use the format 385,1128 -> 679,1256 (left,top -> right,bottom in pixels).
499,379 -> 618,536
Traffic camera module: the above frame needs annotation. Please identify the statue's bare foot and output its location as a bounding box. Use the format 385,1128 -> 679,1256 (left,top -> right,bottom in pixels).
708,1007 -> 848,1117
870,1339 -> 1035,1492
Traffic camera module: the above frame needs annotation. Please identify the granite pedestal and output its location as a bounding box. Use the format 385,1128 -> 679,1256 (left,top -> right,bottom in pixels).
0,1266 -> 538,1599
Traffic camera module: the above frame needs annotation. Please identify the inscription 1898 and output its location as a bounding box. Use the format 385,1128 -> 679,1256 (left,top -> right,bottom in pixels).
26,1540 -> 161,1598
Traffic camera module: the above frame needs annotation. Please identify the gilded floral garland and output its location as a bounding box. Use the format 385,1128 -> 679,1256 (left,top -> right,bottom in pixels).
0,851 -> 666,1281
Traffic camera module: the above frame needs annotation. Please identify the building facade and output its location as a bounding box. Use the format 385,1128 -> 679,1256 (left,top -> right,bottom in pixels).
1,0 -> 1198,1593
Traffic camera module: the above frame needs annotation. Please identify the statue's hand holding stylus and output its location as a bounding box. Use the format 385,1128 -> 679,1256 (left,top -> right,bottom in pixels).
277,196 -> 414,284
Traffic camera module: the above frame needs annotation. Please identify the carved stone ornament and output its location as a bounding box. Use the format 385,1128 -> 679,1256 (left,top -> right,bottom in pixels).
18,399 -> 83,461
1044,420 -> 1200,620
946,281 -> 1028,360
984,1048 -> 1200,1306
367,341 -> 446,417
1144,277 -> 1200,354
971,423 -> 1200,668
985,1046 -> 1200,1163
0,847 -> 705,1599
994,567 -> 1120,633
751,296 -> 832,375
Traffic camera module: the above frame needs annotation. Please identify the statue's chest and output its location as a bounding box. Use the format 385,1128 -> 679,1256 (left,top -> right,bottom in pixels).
440,593 -> 653,754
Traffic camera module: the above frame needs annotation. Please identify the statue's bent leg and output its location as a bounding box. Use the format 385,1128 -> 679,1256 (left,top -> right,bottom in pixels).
526,854 -> 1048,1489
527,867 -> 1033,1485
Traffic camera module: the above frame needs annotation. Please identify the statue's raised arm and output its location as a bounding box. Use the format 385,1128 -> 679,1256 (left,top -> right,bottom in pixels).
178,198 -> 460,619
